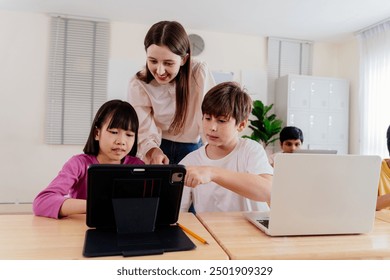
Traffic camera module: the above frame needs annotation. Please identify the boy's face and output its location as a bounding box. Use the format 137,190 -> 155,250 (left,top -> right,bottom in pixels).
280,139 -> 302,153
203,114 -> 246,149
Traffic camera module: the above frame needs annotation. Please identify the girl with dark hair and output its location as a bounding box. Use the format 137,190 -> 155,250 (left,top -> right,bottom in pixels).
128,20 -> 215,164
33,100 -> 144,219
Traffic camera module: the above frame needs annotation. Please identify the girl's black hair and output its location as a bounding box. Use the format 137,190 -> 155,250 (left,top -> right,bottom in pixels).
83,99 -> 139,157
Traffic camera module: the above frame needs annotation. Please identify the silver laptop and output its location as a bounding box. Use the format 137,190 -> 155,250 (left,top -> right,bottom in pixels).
243,153 -> 381,236
294,149 -> 337,154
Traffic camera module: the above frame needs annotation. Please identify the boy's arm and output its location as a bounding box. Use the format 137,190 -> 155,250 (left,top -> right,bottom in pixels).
376,193 -> 390,210
179,186 -> 192,212
184,166 -> 272,203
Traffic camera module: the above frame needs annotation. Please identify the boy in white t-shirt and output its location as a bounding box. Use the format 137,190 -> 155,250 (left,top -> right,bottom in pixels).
179,81 -> 273,213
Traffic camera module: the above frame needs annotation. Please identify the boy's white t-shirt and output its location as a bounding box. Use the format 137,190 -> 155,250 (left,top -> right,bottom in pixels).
268,151 -> 282,166
179,138 -> 273,213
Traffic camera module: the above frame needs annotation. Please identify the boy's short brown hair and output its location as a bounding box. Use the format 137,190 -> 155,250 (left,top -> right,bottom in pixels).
201,81 -> 252,124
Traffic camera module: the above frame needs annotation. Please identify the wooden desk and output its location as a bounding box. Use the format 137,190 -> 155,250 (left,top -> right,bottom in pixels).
376,209 -> 390,223
0,213 -> 228,260
197,211 -> 390,260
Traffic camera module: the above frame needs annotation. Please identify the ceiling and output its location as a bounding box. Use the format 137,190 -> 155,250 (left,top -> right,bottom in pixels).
1,0 -> 390,42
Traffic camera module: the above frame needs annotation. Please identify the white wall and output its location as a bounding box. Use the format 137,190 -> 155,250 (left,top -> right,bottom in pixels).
0,11 -> 82,204
337,39 -> 360,155
108,22 -> 268,103
0,10 -> 359,205
312,40 -> 360,154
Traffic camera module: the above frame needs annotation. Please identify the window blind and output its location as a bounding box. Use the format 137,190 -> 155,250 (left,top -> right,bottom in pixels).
45,16 -> 110,145
267,37 -> 313,104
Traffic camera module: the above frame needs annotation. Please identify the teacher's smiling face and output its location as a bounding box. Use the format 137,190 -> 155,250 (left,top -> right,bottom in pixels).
146,44 -> 187,85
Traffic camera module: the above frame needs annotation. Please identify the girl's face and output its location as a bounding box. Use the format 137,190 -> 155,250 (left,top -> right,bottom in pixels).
281,139 -> 302,153
94,119 -> 136,164
146,44 -> 187,85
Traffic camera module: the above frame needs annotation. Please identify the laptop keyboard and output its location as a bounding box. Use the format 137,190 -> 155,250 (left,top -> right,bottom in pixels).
256,219 -> 269,228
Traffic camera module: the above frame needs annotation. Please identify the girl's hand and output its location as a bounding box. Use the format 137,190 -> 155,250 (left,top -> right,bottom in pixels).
59,199 -> 86,218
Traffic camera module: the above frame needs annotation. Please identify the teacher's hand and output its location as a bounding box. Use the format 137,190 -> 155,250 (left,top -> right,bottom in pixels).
145,147 -> 170,164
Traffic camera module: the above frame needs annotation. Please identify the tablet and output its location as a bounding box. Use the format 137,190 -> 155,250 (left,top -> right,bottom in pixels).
84,164 -> 196,257
86,164 -> 186,229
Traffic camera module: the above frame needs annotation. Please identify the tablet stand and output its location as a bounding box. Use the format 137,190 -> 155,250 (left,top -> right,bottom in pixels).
112,197 -> 159,233
83,197 -> 196,257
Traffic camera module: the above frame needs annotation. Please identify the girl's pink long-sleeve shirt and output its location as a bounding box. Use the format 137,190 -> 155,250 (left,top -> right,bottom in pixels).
33,154 -> 144,219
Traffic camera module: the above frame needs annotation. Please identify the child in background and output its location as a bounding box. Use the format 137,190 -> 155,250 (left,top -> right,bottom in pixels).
33,100 -> 144,219
268,126 -> 304,166
376,125 -> 390,210
180,82 -> 273,213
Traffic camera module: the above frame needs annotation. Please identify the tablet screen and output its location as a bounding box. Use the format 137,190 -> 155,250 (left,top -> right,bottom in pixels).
86,164 -> 186,229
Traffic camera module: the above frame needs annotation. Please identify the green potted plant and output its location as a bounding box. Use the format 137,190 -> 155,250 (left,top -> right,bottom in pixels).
243,100 -> 283,148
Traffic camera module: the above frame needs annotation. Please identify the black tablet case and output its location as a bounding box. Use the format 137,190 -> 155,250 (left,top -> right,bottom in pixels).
83,164 -> 196,257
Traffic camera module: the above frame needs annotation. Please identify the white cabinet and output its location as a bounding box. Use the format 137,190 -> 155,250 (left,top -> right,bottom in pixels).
275,74 -> 349,154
